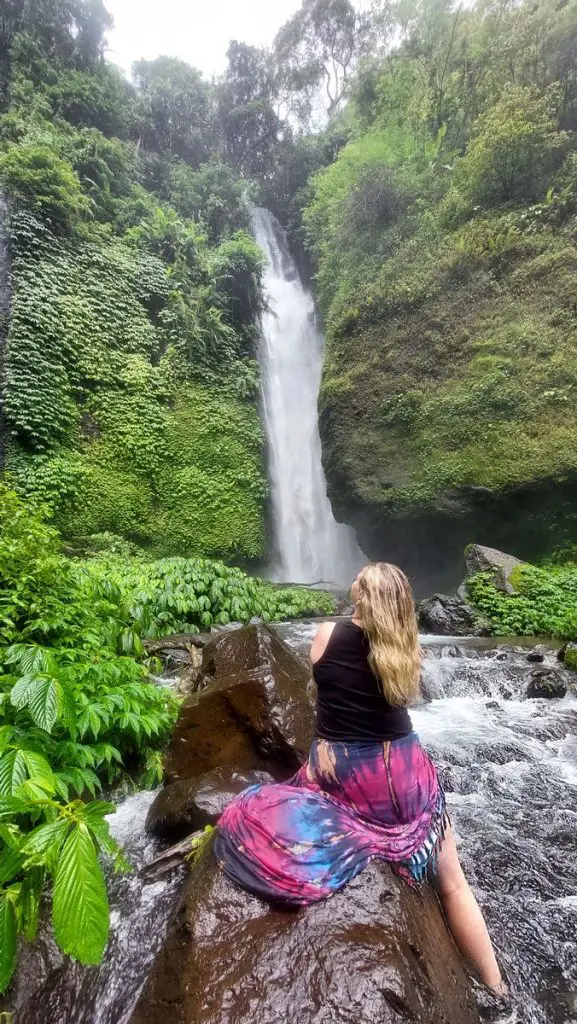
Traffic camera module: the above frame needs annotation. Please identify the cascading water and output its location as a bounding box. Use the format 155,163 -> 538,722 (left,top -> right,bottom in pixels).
251,207 -> 364,589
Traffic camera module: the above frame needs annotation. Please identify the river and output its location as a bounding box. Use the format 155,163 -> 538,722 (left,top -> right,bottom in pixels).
14,627 -> 577,1024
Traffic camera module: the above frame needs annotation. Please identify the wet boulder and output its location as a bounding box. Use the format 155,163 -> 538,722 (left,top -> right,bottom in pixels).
526,669 -> 568,699
130,845 -> 481,1024
146,767 -> 274,841
464,544 -> 524,594
557,642 -> 577,671
418,594 -> 479,636
163,623 -> 314,784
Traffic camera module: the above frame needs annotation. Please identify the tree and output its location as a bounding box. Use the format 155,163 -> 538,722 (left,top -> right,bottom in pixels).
274,0 -> 359,117
218,42 -> 281,178
168,161 -> 249,243
132,57 -> 215,167
44,64 -> 135,136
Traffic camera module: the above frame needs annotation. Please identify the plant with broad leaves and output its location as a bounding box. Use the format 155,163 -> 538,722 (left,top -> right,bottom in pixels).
0,744 -> 128,992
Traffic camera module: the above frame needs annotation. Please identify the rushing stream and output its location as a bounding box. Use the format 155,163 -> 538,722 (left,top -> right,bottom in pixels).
16,628 -> 577,1024
251,208 -> 364,588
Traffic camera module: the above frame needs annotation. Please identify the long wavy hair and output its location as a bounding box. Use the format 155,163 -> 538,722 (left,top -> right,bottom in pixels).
354,562 -> 421,707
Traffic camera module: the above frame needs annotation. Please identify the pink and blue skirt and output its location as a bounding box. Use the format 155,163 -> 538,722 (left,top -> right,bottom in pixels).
214,732 -> 448,906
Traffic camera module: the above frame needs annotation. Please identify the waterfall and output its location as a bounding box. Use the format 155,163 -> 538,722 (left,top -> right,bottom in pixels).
251,208 -> 364,589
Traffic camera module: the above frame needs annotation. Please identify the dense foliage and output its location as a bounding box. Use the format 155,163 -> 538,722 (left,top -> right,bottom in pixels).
0,486 -> 335,989
297,0 -> 577,572
0,486 -> 177,990
466,564 -> 577,641
0,0 -> 272,562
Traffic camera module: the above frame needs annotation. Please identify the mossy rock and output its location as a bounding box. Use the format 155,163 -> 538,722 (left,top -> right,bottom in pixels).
562,644 -> 577,672
317,212 -> 577,588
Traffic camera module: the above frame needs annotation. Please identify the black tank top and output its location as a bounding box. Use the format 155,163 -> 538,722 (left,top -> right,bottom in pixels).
313,620 -> 412,742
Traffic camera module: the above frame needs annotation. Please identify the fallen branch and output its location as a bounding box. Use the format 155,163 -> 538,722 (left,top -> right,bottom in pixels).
141,830 -> 205,880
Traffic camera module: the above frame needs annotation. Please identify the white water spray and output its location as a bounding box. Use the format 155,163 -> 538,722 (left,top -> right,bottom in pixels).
251,208 -> 364,588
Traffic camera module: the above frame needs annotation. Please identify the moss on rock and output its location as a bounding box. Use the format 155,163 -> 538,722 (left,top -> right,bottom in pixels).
316,210 -> 577,581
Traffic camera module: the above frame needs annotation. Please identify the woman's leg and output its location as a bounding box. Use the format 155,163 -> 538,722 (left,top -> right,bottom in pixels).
434,826 -> 506,994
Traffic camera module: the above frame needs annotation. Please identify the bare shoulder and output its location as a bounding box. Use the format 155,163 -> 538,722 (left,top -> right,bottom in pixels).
309,620 -> 337,665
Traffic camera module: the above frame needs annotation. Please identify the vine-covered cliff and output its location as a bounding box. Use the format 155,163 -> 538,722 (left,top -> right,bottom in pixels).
301,0 -> 577,588
0,3 -> 268,562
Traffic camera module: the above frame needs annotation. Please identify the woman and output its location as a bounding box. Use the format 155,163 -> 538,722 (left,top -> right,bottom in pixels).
215,562 -> 506,998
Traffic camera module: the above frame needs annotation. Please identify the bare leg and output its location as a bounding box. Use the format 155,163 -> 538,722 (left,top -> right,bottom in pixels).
433,826 -> 505,994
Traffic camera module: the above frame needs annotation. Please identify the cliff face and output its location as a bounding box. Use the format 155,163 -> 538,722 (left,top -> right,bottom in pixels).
318,219 -> 577,592
3,211 -> 267,562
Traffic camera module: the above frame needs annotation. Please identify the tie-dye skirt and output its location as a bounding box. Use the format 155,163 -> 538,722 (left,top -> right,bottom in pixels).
214,732 -> 448,905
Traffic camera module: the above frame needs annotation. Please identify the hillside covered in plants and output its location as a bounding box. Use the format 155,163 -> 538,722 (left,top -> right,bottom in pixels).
299,0 -> 577,587
0,2 -> 271,562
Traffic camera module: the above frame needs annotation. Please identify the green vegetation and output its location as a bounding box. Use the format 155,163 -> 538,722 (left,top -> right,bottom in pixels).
0,486 -> 177,990
297,0 -> 577,564
0,2 -> 269,562
466,564 -> 577,641
0,486 -> 335,990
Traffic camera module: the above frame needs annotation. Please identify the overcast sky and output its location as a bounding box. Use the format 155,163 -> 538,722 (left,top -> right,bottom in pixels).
104,0 -> 302,79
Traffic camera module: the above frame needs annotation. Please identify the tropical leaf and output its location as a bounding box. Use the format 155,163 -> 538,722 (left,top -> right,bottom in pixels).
0,751 -> 27,797
0,847 -> 25,886
18,866 -> 45,941
10,673 -> 62,734
0,890 -> 17,993
20,751 -> 55,793
0,797 -> 30,822
9,674 -> 37,709
52,823 -> 109,964
21,818 -> 70,866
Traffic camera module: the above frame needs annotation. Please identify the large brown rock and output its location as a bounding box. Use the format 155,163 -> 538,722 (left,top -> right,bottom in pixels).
163,623 -> 314,784
130,845 -> 480,1024
146,768 -> 275,840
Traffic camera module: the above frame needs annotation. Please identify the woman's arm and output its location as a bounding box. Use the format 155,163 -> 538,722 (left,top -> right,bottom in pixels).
309,621 -> 337,666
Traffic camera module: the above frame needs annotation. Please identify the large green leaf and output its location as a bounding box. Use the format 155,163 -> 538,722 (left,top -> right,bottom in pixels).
27,676 -> 61,733
0,890 -> 17,993
52,823 -> 109,964
0,797 -> 30,821
9,673 -> 36,709
21,818 -> 70,866
19,866 -> 45,941
0,750 -> 27,796
10,675 -> 61,733
21,750 -> 55,793
0,846 -> 24,885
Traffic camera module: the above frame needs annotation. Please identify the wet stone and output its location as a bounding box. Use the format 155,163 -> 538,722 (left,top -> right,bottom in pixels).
526,669 -> 568,700
130,850 -> 481,1024
164,623 -> 314,784
146,768 -> 275,841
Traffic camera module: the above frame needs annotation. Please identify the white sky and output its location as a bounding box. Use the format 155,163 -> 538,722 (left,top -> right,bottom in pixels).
104,0 -> 302,79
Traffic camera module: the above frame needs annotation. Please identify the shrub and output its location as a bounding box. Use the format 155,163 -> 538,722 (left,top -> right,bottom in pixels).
456,86 -> 569,208
0,486 -> 178,992
0,144 -> 90,232
466,564 -> 577,639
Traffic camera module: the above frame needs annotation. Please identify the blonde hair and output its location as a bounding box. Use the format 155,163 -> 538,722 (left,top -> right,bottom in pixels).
355,562 -> 421,707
